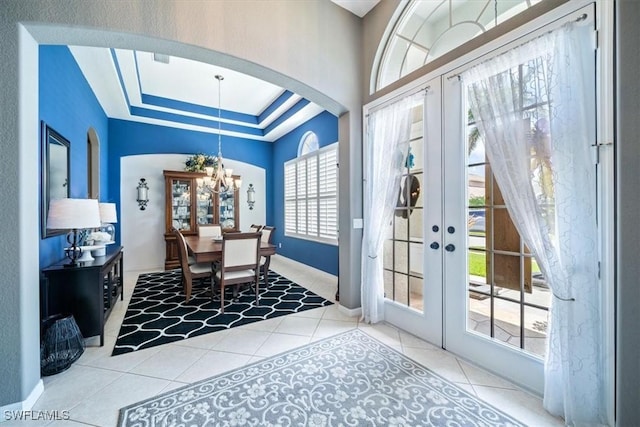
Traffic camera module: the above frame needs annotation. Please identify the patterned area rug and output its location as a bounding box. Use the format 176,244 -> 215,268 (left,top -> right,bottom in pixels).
118,329 -> 525,426
112,269 -> 333,356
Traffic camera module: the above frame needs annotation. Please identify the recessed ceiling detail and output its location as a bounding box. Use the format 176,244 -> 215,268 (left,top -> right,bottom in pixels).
69,46 -> 326,142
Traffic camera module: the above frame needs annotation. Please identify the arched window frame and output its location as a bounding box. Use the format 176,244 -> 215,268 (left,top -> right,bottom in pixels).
371,0 -> 543,93
297,131 -> 319,157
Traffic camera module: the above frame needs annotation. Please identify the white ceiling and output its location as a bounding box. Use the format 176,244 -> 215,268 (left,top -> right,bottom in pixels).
331,0 -> 381,17
69,46 -> 326,142
67,1 -> 382,141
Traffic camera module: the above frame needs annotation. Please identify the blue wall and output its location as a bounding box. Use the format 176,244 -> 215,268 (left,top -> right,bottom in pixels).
272,111 -> 339,275
107,119 -> 274,227
39,46 -> 109,268
38,45 -> 339,276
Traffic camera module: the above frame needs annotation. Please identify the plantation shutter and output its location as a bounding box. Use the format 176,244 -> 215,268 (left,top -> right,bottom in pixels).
284,163 -> 296,234
284,142 -> 338,243
318,148 -> 338,239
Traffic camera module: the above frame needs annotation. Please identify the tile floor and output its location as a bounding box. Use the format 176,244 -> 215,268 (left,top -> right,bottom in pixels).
7,255 -> 564,426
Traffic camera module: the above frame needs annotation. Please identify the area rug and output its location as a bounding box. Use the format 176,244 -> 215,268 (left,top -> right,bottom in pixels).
112,269 -> 333,356
118,329 -> 525,426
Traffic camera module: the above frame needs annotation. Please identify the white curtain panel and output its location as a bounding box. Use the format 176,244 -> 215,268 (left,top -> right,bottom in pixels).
361,95 -> 416,324
464,22 -> 604,424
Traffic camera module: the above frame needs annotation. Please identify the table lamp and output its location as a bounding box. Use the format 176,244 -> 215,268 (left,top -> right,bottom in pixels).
47,198 -> 101,266
99,203 -> 117,238
89,202 -> 118,257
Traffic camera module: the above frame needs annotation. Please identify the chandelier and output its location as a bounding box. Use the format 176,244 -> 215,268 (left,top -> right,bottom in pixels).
197,74 -> 242,194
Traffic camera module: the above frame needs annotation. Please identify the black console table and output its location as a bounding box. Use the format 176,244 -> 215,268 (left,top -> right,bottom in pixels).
41,245 -> 124,346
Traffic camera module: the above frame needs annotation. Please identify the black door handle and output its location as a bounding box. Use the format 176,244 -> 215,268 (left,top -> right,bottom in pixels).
445,244 -> 455,252
430,242 -> 439,250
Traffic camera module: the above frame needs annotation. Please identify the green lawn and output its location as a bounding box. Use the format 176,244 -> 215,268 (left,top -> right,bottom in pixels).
468,251 -> 541,278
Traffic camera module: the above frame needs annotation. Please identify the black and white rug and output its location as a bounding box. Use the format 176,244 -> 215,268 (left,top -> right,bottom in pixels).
112,269 -> 333,356
118,329 -> 526,427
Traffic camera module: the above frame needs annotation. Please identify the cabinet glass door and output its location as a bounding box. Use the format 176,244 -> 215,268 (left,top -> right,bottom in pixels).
196,184 -> 214,226
171,179 -> 192,231
219,187 -> 235,230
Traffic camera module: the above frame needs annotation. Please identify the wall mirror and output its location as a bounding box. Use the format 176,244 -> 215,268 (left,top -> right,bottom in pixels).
41,121 -> 70,238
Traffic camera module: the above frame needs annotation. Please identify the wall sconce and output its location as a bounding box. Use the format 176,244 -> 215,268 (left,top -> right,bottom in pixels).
247,183 -> 255,210
136,178 -> 149,210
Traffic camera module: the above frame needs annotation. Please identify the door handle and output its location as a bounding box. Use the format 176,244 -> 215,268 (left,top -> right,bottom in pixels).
430,242 -> 440,250
445,244 -> 455,252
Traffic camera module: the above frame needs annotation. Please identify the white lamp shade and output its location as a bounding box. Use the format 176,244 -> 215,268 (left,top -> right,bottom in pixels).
47,198 -> 101,230
99,202 -> 118,223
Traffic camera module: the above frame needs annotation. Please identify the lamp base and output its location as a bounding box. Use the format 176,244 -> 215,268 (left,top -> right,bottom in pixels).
91,241 -> 114,257
64,245 -> 103,265
92,246 -> 106,257
76,247 -> 94,262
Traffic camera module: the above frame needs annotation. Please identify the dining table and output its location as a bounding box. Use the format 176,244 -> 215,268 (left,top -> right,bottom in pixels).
184,235 -> 276,263
184,234 -> 277,285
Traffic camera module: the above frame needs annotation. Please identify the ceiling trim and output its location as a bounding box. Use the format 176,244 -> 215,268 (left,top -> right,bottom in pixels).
69,45 -> 331,142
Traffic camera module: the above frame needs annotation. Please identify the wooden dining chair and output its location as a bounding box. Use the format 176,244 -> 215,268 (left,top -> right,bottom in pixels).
213,231 -> 262,313
259,226 -> 276,287
249,224 -> 263,232
173,228 -> 213,303
198,224 -> 222,238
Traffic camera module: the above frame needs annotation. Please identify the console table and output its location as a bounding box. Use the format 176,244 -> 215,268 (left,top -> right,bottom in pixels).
41,245 -> 123,346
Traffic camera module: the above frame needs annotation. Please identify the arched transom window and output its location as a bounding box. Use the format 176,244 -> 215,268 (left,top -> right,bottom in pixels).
298,131 -> 319,157
374,0 -> 543,91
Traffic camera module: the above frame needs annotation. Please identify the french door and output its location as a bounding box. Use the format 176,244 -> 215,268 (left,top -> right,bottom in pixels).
380,5 -> 597,394
382,77 -> 443,346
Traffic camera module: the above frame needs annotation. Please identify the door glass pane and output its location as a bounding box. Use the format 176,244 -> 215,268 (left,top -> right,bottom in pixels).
524,306 -> 549,357
383,103 -> 424,312
466,94 -> 550,358
171,179 -> 191,231
196,184 -> 213,226
219,187 -> 235,230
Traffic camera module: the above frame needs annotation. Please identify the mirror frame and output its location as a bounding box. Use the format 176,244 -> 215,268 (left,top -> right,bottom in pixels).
41,121 -> 71,238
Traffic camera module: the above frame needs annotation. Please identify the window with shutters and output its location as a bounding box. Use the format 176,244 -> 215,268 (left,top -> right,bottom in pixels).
285,141 -> 338,245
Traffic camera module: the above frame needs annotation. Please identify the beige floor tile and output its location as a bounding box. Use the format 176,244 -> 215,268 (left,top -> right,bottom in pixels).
171,328 -> 230,350
78,342 -> 162,373
157,381 -> 190,395
175,350 -> 252,383
322,304 -> 359,323
254,332 -> 312,357
454,382 -> 477,396
127,344 -> 207,380
402,347 -> 469,384
357,323 -> 402,346
458,359 -> 519,389
67,373 -> 170,426
33,365 -> 122,412
1,416 -> 49,426
274,316 -> 320,336
213,328 -> 271,355
313,319 -> 357,338
399,330 -> 440,350
289,306 -> 327,319
246,355 -> 266,365
237,316 -> 284,332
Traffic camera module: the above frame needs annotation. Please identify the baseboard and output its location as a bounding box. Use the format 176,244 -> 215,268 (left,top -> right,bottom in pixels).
338,304 -> 362,318
0,379 -> 44,423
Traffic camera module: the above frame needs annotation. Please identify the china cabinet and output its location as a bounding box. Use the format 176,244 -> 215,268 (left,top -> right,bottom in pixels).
163,170 -> 240,269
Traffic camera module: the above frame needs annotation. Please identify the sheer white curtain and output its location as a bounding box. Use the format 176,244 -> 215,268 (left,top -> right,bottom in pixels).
361,95 -> 416,323
464,22 -> 605,424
